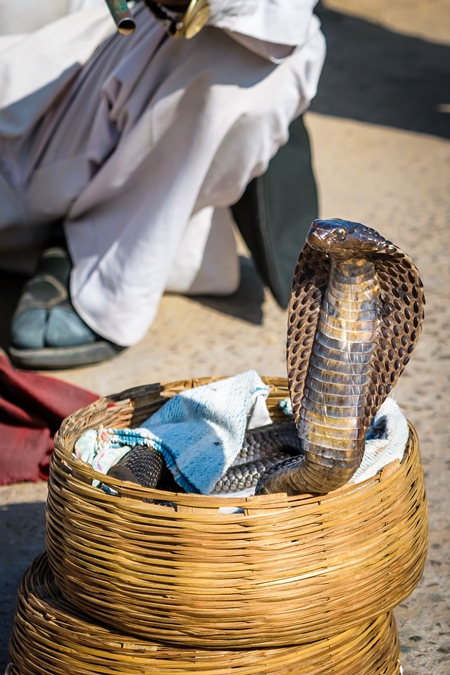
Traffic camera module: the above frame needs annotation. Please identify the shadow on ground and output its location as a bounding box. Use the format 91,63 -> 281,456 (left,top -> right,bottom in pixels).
312,2 -> 450,138
186,256 -> 266,326
0,500 -> 46,670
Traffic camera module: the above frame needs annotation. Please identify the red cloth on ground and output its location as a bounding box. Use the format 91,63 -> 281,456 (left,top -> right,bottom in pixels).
0,352 -> 98,485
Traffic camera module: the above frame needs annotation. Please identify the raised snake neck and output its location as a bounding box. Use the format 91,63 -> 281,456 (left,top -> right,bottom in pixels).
107,219 -> 425,497
256,257 -> 379,495
254,218 -> 425,496
295,257 -> 379,491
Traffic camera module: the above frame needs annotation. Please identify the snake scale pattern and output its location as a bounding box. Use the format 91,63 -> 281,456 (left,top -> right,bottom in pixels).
107,219 -> 425,496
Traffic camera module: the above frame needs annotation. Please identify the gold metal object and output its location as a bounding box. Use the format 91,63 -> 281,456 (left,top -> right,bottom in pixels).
174,0 -> 210,39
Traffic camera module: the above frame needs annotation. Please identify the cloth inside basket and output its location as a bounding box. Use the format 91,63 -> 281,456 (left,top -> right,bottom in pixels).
74,371 -> 409,496
75,370 -> 272,494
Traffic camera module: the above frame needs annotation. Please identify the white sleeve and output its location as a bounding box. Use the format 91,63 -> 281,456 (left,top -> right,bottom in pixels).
209,0 -> 320,49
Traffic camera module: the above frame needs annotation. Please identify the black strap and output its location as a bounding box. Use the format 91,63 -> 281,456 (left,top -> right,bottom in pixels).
142,1 -> 179,36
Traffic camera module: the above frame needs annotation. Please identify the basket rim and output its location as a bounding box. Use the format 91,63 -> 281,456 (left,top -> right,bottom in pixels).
52,376 -> 417,511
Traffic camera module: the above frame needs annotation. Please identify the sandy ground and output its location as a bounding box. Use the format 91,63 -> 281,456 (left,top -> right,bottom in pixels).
1,1 -> 449,673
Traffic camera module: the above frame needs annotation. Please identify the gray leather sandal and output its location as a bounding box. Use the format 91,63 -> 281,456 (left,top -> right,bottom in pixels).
9,245 -> 124,370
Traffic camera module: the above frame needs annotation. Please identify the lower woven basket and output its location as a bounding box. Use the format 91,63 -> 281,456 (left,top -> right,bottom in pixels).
8,553 -> 400,675
40,376 -> 426,669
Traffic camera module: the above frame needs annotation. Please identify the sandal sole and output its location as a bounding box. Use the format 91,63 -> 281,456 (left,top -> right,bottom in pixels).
8,341 -> 124,370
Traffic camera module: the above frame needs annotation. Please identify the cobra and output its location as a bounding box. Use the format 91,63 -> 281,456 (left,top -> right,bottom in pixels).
108,219 -> 425,496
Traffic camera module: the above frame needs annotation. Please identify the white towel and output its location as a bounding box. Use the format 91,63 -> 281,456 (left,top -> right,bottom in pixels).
351,397 -> 409,484
75,370 -> 271,493
141,371 -> 271,493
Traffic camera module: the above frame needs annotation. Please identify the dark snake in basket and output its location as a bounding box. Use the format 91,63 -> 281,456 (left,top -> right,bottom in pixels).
107,219 -> 425,496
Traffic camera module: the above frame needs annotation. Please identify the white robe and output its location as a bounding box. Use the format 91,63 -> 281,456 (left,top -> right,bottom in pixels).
0,1 -> 325,345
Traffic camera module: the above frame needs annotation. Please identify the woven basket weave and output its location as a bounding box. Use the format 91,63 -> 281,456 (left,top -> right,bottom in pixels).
46,377 -> 428,649
8,553 -> 402,675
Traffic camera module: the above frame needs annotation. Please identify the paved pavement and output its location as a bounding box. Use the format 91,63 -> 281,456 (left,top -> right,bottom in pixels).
1,2 -> 449,673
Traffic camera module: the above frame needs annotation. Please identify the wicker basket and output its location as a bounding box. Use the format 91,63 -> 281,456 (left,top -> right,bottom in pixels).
8,553 -> 402,675
46,377 -> 428,649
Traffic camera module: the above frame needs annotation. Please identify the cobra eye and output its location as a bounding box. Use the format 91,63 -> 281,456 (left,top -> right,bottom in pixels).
335,228 -> 347,240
